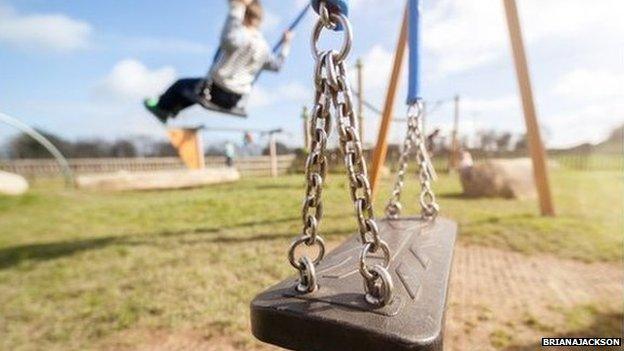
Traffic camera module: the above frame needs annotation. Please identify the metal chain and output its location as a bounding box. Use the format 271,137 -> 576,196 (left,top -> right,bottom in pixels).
385,104 -> 419,219
386,102 -> 440,220
327,43 -> 394,307
287,7 -> 394,306
287,51 -> 332,294
412,103 -> 440,219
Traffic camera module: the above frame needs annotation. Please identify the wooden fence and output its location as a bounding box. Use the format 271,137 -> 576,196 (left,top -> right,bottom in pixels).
0,153 -> 619,180
0,155 -> 297,179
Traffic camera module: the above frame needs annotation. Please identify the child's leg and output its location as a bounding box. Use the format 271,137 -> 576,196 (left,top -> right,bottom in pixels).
157,78 -> 204,115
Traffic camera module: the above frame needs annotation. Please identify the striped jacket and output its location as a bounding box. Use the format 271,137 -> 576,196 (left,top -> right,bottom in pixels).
211,2 -> 291,95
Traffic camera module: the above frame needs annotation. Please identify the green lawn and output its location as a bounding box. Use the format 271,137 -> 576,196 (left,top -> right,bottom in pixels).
0,170 -> 621,350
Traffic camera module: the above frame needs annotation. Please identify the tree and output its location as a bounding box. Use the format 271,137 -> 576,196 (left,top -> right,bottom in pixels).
110,140 -> 137,158
514,133 -> 528,152
496,132 -> 512,152
262,141 -> 291,156
477,130 -> 498,152
8,130 -> 72,159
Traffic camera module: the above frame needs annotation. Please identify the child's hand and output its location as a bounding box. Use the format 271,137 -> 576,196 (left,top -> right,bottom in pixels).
283,31 -> 294,43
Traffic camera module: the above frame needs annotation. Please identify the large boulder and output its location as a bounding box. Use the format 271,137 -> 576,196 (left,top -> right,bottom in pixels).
0,171 -> 29,196
459,158 -> 537,199
76,168 -> 240,192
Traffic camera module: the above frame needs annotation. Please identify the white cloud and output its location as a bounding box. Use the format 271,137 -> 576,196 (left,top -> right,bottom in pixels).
249,81 -> 311,108
0,2 -> 92,51
544,101 -> 624,147
424,0 -> 624,77
554,69 -> 622,101
547,68 -> 624,146
359,45 -> 395,91
94,59 -> 177,101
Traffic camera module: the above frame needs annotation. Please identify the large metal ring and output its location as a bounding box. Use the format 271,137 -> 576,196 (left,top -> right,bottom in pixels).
288,235 -> 326,269
364,265 -> 394,306
359,240 -> 391,280
296,256 -> 318,293
311,13 -> 352,63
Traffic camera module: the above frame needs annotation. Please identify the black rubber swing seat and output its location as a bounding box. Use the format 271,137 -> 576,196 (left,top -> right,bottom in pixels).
182,85 -> 248,118
193,94 -> 248,118
195,95 -> 248,118
251,216 -> 457,351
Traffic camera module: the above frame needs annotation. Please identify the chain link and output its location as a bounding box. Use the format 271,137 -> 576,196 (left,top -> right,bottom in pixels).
288,9 -> 394,306
328,48 -> 394,307
287,49 -> 334,293
386,102 -> 440,220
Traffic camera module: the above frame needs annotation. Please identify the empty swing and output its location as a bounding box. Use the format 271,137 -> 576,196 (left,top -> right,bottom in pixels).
250,1 -> 457,350
186,4 -> 312,118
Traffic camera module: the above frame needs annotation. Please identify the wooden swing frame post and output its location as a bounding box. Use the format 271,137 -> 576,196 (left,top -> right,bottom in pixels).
370,4 -> 410,197
369,0 -> 555,216
503,0 -> 555,216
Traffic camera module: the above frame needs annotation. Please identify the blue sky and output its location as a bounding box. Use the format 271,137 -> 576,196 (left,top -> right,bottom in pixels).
0,0 -> 622,149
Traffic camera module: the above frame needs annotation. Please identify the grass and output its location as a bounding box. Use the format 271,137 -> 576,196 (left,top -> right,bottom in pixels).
0,170 -> 621,350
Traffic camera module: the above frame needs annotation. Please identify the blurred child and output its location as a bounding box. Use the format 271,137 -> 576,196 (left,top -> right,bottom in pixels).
144,0 -> 294,123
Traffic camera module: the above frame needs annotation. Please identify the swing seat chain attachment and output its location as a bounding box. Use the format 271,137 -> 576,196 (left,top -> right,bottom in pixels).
386,102 -> 440,220
287,5 -> 393,306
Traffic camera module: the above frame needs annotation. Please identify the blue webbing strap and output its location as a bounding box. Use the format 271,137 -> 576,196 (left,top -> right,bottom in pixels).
311,0 -> 349,17
311,0 -> 348,31
407,0 -> 422,104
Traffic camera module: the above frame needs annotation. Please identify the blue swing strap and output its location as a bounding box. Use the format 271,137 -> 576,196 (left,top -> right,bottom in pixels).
311,0 -> 348,31
407,0 -> 422,104
311,0 -> 349,18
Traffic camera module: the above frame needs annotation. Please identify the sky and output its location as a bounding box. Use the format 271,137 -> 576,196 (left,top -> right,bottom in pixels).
0,0 -> 622,149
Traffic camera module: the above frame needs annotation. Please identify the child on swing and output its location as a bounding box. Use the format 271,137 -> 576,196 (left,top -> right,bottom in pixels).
144,0 -> 294,123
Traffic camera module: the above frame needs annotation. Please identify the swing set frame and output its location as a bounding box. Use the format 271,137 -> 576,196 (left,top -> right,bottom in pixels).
369,0 -> 555,217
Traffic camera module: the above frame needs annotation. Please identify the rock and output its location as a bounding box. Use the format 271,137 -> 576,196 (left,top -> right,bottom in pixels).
459,158 -> 537,199
0,171 -> 29,196
76,168 -> 240,192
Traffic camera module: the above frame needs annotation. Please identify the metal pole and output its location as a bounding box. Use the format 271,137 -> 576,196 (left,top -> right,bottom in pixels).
302,106 -> 310,151
449,95 -> 460,170
0,112 -> 74,187
356,59 -> 365,143
370,3 -> 409,197
503,0 -> 555,216
269,133 -> 278,178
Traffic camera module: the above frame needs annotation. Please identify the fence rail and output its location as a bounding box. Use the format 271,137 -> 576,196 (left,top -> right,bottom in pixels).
0,153 -> 619,180
0,155 -> 297,179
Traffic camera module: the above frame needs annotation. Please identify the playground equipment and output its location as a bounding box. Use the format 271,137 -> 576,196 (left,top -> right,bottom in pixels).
0,112 -> 74,186
0,171 -> 29,196
167,126 -> 206,170
187,4 -> 312,118
368,0 -> 555,217
76,168 -> 239,192
201,126 -> 285,177
251,1 -> 456,350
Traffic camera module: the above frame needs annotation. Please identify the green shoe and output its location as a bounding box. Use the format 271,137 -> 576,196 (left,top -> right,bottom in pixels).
143,98 -> 169,124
